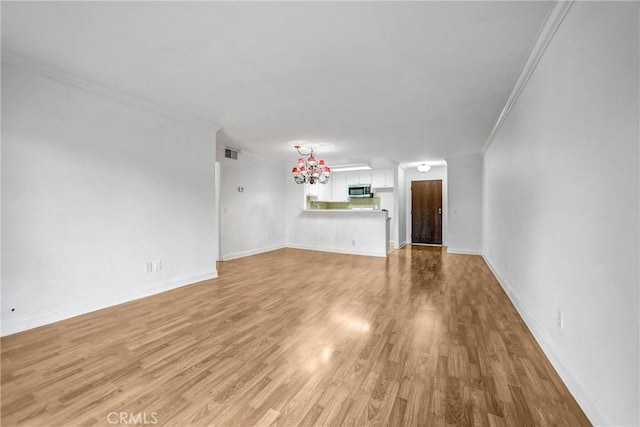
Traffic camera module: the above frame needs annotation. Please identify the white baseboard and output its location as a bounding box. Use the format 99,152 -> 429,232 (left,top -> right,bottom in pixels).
1,270 -> 218,337
398,240 -> 408,249
286,243 -> 387,258
446,247 -> 483,255
221,244 -> 285,261
481,254 -> 605,427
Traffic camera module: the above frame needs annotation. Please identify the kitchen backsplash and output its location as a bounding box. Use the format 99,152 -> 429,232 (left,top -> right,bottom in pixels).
306,196 -> 381,210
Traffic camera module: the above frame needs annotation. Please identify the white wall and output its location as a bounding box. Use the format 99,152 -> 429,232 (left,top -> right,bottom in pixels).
217,149 -> 286,260
405,165 -> 448,245
1,62 -> 219,336
446,154 -> 482,254
483,2 -> 639,425
375,189 -> 395,246
396,166 -> 407,248
284,169 -> 306,246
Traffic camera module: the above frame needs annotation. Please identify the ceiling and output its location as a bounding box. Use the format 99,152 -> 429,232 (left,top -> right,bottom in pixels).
1,1 -> 552,167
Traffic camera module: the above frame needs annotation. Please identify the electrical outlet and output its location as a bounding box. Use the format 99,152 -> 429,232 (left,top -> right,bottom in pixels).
557,311 -> 564,329
352,240 -> 356,246
155,261 -> 162,271
145,262 -> 153,273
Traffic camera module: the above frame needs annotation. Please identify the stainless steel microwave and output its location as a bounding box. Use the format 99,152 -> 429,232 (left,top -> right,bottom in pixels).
348,184 -> 373,198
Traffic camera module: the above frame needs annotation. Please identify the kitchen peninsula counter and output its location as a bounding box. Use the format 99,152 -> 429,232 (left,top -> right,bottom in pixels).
290,209 -> 390,257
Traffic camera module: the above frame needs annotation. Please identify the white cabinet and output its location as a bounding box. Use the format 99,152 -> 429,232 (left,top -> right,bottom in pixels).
331,174 -> 348,201
347,172 -> 372,185
359,171 -> 372,185
318,182 -> 332,201
385,169 -> 394,187
371,170 -> 385,188
371,169 -> 394,188
305,182 -> 319,197
327,171 -> 385,200
308,181 -> 334,201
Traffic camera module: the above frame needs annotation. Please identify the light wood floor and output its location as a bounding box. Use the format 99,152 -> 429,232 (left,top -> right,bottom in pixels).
1,247 -> 590,426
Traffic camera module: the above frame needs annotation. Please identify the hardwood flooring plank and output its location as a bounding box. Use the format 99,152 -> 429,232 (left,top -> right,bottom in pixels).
1,247 -> 591,426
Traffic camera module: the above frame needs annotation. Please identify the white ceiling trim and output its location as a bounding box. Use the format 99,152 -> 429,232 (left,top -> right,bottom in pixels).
481,0 -> 574,155
2,53 -> 220,132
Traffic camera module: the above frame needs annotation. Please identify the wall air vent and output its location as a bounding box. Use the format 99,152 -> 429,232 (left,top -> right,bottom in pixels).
224,148 -> 239,160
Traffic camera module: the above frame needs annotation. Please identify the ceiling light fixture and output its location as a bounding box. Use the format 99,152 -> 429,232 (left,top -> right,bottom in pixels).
330,164 -> 372,172
417,164 -> 432,173
291,145 -> 331,185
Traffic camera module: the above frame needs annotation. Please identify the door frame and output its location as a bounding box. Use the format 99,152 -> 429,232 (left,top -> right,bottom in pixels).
411,179 -> 443,245
405,169 -> 447,247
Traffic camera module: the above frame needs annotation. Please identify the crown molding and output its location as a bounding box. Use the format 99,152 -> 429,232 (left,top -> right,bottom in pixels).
2,53 -> 221,132
482,0 -> 574,154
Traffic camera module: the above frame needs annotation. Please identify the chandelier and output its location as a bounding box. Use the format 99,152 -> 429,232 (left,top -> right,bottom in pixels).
291,145 -> 331,185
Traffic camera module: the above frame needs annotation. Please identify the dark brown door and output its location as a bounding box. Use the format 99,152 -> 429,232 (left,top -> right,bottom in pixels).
411,180 -> 442,244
